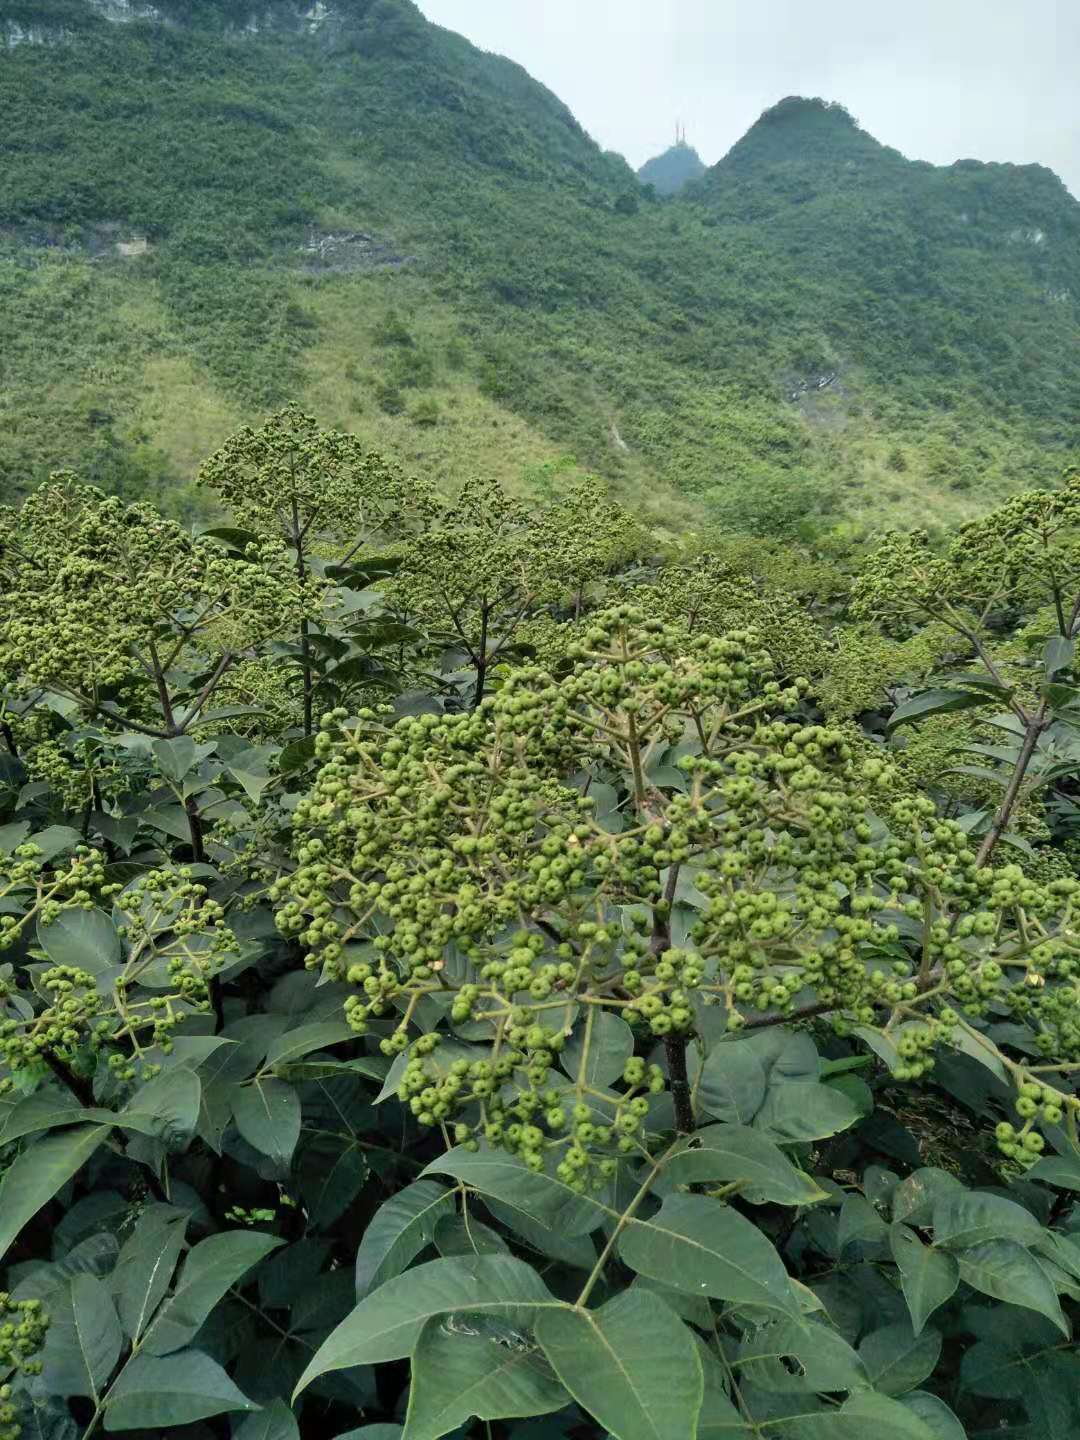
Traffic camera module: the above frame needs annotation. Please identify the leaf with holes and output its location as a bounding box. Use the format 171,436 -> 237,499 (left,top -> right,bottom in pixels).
403,1313 -> 569,1440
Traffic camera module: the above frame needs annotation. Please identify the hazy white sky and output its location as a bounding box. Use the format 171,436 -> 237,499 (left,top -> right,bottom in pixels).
415,0 -> 1080,196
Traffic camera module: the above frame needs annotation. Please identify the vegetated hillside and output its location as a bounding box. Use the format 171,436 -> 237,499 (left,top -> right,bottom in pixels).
637,140 -> 707,196
2,5 -> 1079,530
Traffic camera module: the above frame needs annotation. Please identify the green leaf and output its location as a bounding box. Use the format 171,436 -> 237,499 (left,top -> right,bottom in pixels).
753,1082 -> 860,1143
72,1272 -> 123,1397
37,908 -> 121,974
735,1317 -> 866,1394
335,1430 -> 402,1439
0,820 -> 31,856
891,1169 -> 964,1227
777,1391 -> 940,1437
151,736 -> 199,783
120,1068 -> 201,1145
19,825 -> 82,862
296,1129 -> 370,1230
838,1194 -> 889,1254
143,1229 -> 284,1355
0,1089 -> 89,1146
957,1239 -> 1069,1334
422,1147 -> 607,1236
232,1077 -> 301,1168
434,1213 -> 510,1259
403,1313 -> 569,1440
561,1010 -> 633,1089
897,1392 -> 967,1440
354,1179 -> 456,1298
226,745 -> 280,804
858,1322 -> 942,1397
696,1338 -> 749,1438
234,1400 -> 301,1440
887,688 -> 992,731
696,1043 -> 767,1124
663,1125 -> 826,1206
619,1193 -> 801,1318
484,1199 -> 597,1271
294,1256 -> 557,1393
103,1348 -> 258,1430
113,1206 -> 188,1341
45,1273 -> 124,1399
535,1289 -> 703,1440
263,1020 -> 357,1073
1029,1154 -> 1080,1191
889,1225 -> 958,1335
932,1191 -> 1044,1249
0,1124 -> 111,1262
1044,636 -> 1075,680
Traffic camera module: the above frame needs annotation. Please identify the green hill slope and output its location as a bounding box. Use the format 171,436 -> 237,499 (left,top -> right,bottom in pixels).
2,7 -> 1079,530
638,140 -> 707,196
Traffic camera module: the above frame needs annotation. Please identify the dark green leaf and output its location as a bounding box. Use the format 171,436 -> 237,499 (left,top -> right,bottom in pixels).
404,1313 -> 569,1440
838,1195 -> 889,1254
932,1191 -> 1044,1249
889,1225 -> 958,1335
232,1077 -> 301,1168
143,1229 -> 284,1355
619,1193 -> 800,1318
433,1213 -> 510,1259
696,1043 -> 767,1125
896,1393 -> 966,1440
957,1239 -> 1069,1334
535,1289 -> 702,1440
120,1068 -> 201,1145
561,1010 -> 633,1089
151,736 -> 199,783
295,1256 -> 557,1392
891,1169 -> 964,1227
234,1400 -> 301,1440
484,1200 -> 597,1271
735,1317 -> 866,1394
1044,636 -> 1075,680
44,1273 -> 124,1399
776,1391 -> 939,1437
663,1125 -> 827,1206
113,1206 -> 188,1341
887,688 -> 993,731
0,1125 -> 111,1263
263,1020 -> 356,1073
1029,1154 -> 1080,1191
858,1322 -> 942,1397
354,1179 -> 455,1298
37,908 -> 121,973
422,1147 -> 607,1237
103,1349 -> 257,1430
753,1082 -> 860,1143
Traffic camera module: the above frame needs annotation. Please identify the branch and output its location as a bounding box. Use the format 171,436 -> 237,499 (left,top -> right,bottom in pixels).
976,703 -> 1049,867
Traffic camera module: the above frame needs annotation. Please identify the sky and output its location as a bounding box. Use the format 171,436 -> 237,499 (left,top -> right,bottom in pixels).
415,0 -> 1080,197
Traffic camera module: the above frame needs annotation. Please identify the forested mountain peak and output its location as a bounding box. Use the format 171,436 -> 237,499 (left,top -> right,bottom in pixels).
637,139 -> 707,196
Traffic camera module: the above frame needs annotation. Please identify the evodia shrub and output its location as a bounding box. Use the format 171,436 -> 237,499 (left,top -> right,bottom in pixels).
279,607 -> 1080,1434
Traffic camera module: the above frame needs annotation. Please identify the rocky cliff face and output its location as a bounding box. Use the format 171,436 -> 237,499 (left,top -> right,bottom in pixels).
3,0 -> 351,46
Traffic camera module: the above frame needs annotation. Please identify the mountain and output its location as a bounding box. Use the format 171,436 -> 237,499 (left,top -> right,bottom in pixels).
3,7 -> 1079,533
638,140 -> 707,196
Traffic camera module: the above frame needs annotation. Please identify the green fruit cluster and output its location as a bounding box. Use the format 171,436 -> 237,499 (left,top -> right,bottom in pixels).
277,608 -> 1080,1170
0,864 -> 235,1084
